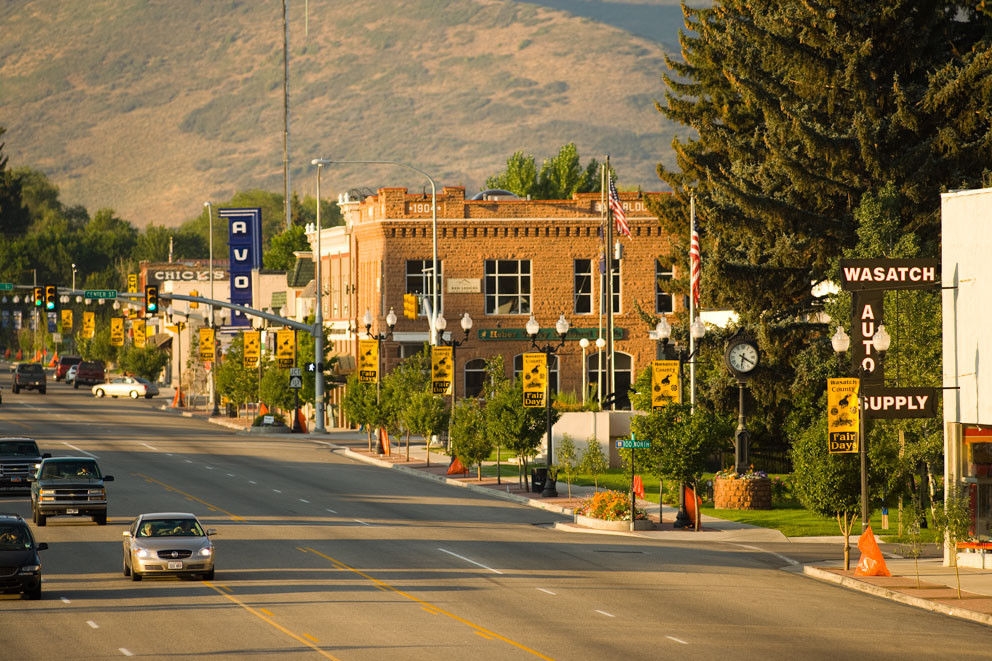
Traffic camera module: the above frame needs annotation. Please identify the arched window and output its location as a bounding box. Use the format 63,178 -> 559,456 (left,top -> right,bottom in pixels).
463,358 -> 487,398
589,351 -> 633,409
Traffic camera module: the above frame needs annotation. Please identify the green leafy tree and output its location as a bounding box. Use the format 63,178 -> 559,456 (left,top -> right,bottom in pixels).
341,373 -> 382,452
404,390 -> 449,462
449,397 -> 492,479
264,224 -> 310,271
486,143 -> 603,199
791,417 -> 862,570
556,434 -> 580,498
214,333 -> 259,414
933,485 -> 973,599
118,345 -> 170,382
580,437 -> 609,490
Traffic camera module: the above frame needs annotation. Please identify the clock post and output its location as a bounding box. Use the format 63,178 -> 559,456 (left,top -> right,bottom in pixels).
725,334 -> 760,474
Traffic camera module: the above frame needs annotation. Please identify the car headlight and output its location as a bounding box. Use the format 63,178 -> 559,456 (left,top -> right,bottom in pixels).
197,546 -> 213,558
19,564 -> 41,574
88,488 -> 106,498
39,489 -> 55,502
135,548 -> 153,559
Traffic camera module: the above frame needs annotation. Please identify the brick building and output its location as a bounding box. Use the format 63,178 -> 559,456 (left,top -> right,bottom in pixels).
312,185 -> 685,410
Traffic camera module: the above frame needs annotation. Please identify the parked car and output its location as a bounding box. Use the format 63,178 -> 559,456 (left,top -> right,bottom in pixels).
122,512 -> 216,581
64,363 -> 79,385
30,456 -> 114,526
134,377 -> 159,398
0,437 -> 49,494
92,376 -> 149,399
73,360 -> 106,388
0,513 -> 47,600
55,356 -> 82,381
12,363 -> 46,394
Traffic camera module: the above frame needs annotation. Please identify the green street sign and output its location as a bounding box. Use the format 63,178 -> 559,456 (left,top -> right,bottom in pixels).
0,283 -> 13,291
84,289 -> 118,299
616,439 -> 651,449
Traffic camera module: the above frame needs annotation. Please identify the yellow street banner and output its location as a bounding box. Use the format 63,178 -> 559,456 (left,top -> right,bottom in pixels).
110,317 -> 125,347
358,339 -> 379,384
651,360 -> 681,408
276,329 -> 296,368
127,273 -> 138,293
522,352 -> 547,408
243,330 -> 261,369
199,327 -> 215,361
60,309 -> 73,333
82,311 -> 95,339
827,377 -> 860,453
132,319 -> 146,348
432,345 -> 453,395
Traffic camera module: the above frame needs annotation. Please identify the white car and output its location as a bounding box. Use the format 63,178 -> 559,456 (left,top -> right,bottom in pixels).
122,512 -> 216,581
64,364 -> 79,385
92,377 -> 148,399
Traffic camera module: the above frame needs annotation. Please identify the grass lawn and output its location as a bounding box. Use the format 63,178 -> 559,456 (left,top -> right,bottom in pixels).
462,457 -> 939,542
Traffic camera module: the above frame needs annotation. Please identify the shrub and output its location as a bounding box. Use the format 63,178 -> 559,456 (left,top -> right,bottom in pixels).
575,489 -> 647,521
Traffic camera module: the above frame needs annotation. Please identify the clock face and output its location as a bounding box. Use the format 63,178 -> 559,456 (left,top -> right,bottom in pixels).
728,341 -> 759,374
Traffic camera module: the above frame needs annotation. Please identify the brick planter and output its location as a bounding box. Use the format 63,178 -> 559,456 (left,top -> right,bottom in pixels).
714,476 -> 772,510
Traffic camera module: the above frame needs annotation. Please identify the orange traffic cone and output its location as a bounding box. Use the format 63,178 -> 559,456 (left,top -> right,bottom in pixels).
295,409 -> 308,433
259,402 -> 269,415
171,389 -> 185,408
447,456 -> 469,475
855,526 -> 891,576
48,352 -> 59,367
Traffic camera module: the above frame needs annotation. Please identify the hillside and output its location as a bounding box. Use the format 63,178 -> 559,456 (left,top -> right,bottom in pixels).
0,0 -> 688,227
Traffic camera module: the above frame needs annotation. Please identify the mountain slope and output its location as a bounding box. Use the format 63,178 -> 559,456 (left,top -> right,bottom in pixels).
0,0 -> 687,227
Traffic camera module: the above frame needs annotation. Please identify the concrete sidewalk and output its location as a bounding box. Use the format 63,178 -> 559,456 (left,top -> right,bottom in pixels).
193,415 -> 992,627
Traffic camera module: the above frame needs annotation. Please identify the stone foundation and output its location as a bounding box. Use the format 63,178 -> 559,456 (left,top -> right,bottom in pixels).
714,476 -> 772,510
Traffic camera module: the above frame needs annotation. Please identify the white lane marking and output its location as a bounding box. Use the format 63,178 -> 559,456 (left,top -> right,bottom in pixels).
60,596 -> 71,604
119,649 -> 134,657
732,543 -> 799,567
205,466 -> 215,470
595,610 -> 615,617
249,480 -> 257,485
666,636 -> 688,645
299,499 -> 310,504
325,508 -> 337,514
141,443 -> 158,451
87,620 -> 99,629
273,489 -> 282,494
226,473 -> 235,478
62,443 -> 97,457
185,459 -> 193,464
353,519 -> 370,526
438,548 -> 503,575
536,588 -> 556,595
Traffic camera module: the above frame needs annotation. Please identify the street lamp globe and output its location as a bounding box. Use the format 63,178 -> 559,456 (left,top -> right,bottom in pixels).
435,314 -> 447,332
579,337 -> 590,350
525,315 -> 540,337
555,314 -> 570,336
362,308 -> 373,331
690,316 -> 706,340
831,326 -> 851,353
385,307 -> 398,329
655,317 -> 672,342
460,312 -> 473,333
595,337 -> 606,350
873,324 -> 891,352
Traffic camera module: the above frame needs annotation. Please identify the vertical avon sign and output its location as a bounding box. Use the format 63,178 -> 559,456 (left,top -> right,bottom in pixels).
220,208 -> 262,327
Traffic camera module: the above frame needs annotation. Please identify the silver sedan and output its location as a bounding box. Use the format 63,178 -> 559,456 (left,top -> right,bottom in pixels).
122,512 -> 216,581
92,377 -> 148,399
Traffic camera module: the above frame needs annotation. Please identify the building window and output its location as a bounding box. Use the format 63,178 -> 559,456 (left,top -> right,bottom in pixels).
464,358 -> 487,398
655,259 -> 674,314
405,259 -> 443,316
512,353 -> 559,394
485,260 -> 531,315
600,266 -> 621,315
574,259 -> 594,314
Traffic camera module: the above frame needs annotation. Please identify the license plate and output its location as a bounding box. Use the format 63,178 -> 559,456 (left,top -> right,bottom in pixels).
10,477 -> 22,483
66,508 -> 78,514
167,561 -> 183,570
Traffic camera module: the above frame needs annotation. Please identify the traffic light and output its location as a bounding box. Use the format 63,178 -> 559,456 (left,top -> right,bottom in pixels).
33,286 -> 43,307
403,293 -> 418,320
44,285 -> 57,311
144,285 -> 159,314
189,289 -> 199,309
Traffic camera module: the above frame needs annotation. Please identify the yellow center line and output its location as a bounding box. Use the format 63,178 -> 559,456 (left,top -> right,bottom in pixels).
134,473 -> 244,521
207,581 -> 340,661
301,547 -> 554,661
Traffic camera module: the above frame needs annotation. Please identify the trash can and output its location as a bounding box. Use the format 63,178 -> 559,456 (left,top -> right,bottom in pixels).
531,467 -> 548,493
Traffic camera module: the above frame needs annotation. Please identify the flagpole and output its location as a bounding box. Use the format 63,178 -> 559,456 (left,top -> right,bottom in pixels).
689,194 -> 697,411
603,157 -> 616,410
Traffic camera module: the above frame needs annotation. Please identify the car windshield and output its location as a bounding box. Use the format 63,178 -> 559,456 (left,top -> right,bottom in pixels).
138,519 -> 205,537
0,441 -> 39,456
41,462 -> 100,479
0,525 -> 30,550
19,365 -> 43,374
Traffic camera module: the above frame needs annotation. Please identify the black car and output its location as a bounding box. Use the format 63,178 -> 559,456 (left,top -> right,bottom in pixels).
12,363 -> 46,394
0,437 -> 50,494
0,513 -> 47,599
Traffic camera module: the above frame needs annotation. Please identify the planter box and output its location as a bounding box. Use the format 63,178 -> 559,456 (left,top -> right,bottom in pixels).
574,514 -> 654,531
714,476 -> 772,510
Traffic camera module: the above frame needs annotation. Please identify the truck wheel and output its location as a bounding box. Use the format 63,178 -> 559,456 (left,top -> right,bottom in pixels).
11,385 -> 18,394
73,381 -> 79,389
39,388 -> 46,395
36,511 -> 46,527
94,512 -> 107,525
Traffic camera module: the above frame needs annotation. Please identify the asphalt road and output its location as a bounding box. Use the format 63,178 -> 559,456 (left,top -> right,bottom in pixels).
2,375 -> 991,659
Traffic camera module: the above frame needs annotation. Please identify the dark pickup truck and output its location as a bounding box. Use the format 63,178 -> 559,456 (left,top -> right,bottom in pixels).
0,437 -> 49,493
12,363 -> 46,394
30,456 -> 114,526
73,360 -> 106,388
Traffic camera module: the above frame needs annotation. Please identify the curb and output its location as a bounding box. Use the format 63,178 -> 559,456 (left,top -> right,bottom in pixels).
803,565 -> 992,627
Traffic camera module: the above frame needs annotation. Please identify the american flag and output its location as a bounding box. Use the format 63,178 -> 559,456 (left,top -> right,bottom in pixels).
609,175 -> 630,238
690,230 -> 701,308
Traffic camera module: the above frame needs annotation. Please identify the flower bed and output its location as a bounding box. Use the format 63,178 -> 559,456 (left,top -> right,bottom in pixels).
714,473 -> 772,510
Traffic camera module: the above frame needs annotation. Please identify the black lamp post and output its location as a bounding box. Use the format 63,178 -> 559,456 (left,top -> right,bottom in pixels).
831,323 -> 891,532
526,313 -> 570,498
364,307 -> 397,453
654,315 -> 706,528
